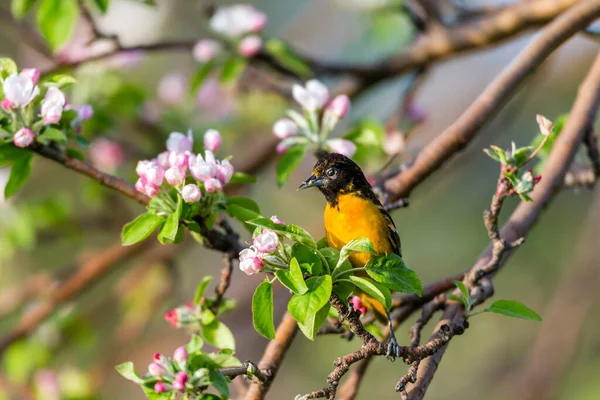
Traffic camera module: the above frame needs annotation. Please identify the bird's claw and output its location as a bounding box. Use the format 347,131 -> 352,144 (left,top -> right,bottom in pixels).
386,336 -> 401,362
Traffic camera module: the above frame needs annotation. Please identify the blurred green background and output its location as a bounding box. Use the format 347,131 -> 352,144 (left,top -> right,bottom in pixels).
0,0 -> 599,399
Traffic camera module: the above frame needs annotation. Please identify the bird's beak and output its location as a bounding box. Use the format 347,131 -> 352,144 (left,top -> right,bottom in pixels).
298,174 -> 324,190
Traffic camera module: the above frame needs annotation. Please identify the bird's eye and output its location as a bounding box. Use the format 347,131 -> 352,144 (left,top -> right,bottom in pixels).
326,168 -> 337,177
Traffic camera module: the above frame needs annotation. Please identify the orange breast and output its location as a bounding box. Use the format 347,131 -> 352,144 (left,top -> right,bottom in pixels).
324,193 -> 393,267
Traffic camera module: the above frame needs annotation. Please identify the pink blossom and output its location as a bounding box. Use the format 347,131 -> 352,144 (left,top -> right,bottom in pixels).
182,184 -> 202,203
154,382 -> 168,393
326,139 -> 356,158
144,183 -> 160,198
326,95 -> 351,119
273,119 -> 297,139
136,160 -> 155,177
157,73 -> 187,105
77,104 -> 94,121
21,68 -> 40,85
276,141 -> 290,154
13,128 -> 35,148
210,5 -> 267,37
41,87 -> 66,124
165,167 -> 186,186
204,178 -> 222,193
34,371 -> 59,400
253,230 -> 279,253
135,177 -> 146,193
270,215 -> 285,224
1,98 -> 14,110
239,247 -> 263,275
144,165 -> 165,186
157,151 -> 170,169
89,139 -> 124,172
238,35 -> 262,57
175,371 -> 188,384
153,353 -> 162,362
148,362 -> 165,377
292,80 -> 329,111
164,310 -> 178,327
193,39 -> 221,63
216,159 -> 234,185
168,151 -> 189,171
203,129 -> 221,152
166,131 -> 193,153
3,70 -> 39,107
173,347 -> 188,364
349,296 -> 367,315
189,154 -> 217,182
172,380 -> 185,391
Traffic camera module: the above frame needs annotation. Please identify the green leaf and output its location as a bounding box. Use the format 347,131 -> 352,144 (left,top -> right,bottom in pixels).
0,58 -> 18,78
158,197 -> 181,243
115,362 -> 144,384
226,204 -> 260,233
316,237 -> 328,249
226,196 -> 260,213
5,153 -> 33,199
297,303 -> 329,340
264,38 -> 312,78
453,281 -> 470,303
485,300 -> 542,321
364,323 -> 384,340
201,320 -> 235,350
275,258 -> 308,295
191,61 -> 215,92
65,148 -> 85,160
186,334 -> 204,353
0,145 -> 28,168
365,254 -> 422,295
92,0 -> 109,13
36,0 -> 80,51
209,368 -> 230,398
251,280 -> 275,339
348,276 -> 391,310
37,128 -> 67,145
292,243 -> 322,275
121,213 -> 165,246
43,74 -> 77,89
247,217 -> 316,248
220,58 -> 247,84
208,349 -> 242,368
336,237 -> 376,270
194,276 -> 213,304
288,275 -> 332,325
229,172 -> 257,184
11,0 -> 37,19
276,144 -> 306,187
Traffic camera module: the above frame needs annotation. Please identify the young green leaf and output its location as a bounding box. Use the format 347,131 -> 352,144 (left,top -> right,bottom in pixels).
229,172 -> 257,184
226,204 -> 260,233
191,61 -> 215,92
186,334 -> 205,354
484,300 -> 542,321
194,276 -> 213,304
121,213 -> 165,246
291,242 -> 322,275
252,279 -> 276,339
247,217 -> 315,248
44,74 -> 77,89
158,197 -> 181,243
276,144 -> 306,187
316,237 -> 328,249
348,276 -> 391,310
36,0 -> 79,51
264,38 -> 312,78
201,320 -> 235,350
37,128 -> 67,145
220,58 -> 247,84
226,196 -> 260,213
0,58 -> 17,78
364,254 -> 422,295
453,281 -> 470,303
0,145 -> 28,167
92,0 -> 110,13
275,258 -> 308,295
288,275 -> 332,325
11,0 -> 37,19
336,237 -> 376,270
297,303 -> 329,340
209,368 -> 230,398
5,153 -> 33,199
115,362 -> 144,384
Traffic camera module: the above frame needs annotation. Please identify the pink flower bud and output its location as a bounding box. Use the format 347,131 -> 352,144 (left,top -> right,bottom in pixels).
3,70 -> 39,107
144,183 -> 160,198
536,114 -> 553,136
168,151 -> 189,170
136,160 -> 153,177
157,73 -> 187,105
165,167 -> 186,186
238,35 -> 262,57
145,165 -> 165,186
154,382 -> 168,393
1,98 -> 14,110
273,118 -> 297,139
172,380 -> 185,391
250,10 -> 267,32
164,310 -> 178,327
173,347 -> 188,364
153,353 -> 162,361
216,160 -> 234,185
210,5 -> 267,37
41,87 -> 66,124
276,141 -> 290,154
193,40 -> 221,63
270,215 -> 285,224
175,371 -> 188,384
22,68 -> 40,85
292,80 -> 329,111
327,139 -> 356,158
135,177 -> 146,194
383,131 -> 405,156
157,151 -> 170,169
204,178 -> 222,193
77,104 -> 94,121
166,131 -> 193,153
349,296 -> 363,311
13,128 -> 35,148
239,247 -> 263,275
148,362 -> 165,377
182,184 -> 202,203
89,139 -> 124,172
189,155 -> 217,182
326,95 -> 351,119
253,230 -> 279,253
203,129 -> 221,152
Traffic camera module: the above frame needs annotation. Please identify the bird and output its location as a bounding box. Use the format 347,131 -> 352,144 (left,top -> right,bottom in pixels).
298,152 -> 403,359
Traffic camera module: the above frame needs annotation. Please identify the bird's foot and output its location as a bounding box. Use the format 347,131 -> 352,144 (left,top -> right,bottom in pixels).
386,332 -> 402,362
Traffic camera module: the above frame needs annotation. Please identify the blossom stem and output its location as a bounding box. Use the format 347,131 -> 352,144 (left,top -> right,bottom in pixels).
332,267 -> 365,282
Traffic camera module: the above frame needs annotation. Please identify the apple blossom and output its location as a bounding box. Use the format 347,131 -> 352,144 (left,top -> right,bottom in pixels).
238,35 -> 262,57
193,39 -> 221,63
165,167 -> 186,186
204,178 -> 222,193
253,230 -> 279,253
154,382 -> 168,393
41,87 -> 66,124
166,131 -> 193,153
327,138 -> 357,158
157,73 -> 187,105
148,362 -> 165,377
239,247 -> 263,275
326,95 -> 351,119
89,139 -> 125,172
13,128 -> 35,148
216,159 -> 234,185
273,118 -> 297,139
182,184 -> 202,203
292,80 -> 329,111
210,4 -> 267,37
203,129 -> 221,152
3,70 -> 39,107
270,215 -> 285,224
173,347 -> 188,364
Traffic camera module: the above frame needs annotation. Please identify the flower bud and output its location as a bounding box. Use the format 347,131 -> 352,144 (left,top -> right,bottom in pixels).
168,151 -> 189,171
270,215 -> 285,224
292,80 -> 329,111
77,104 -> 94,121
145,165 -> 165,186
135,177 -> 146,194
203,129 -> 221,152
148,362 -> 165,377
175,371 -> 188,384
326,95 -> 351,119
253,230 -> 279,253
173,346 -> 189,364
13,128 -> 35,148
210,5 -> 267,37
166,131 -> 193,153
157,151 -> 170,169
238,35 -> 263,57
165,167 -> 186,186
144,183 -> 160,198
153,353 -> 162,361
216,160 -> 234,185
326,138 -> 356,158
349,296 -> 367,315
193,39 -> 221,63
276,141 -> 290,154
204,178 -> 222,193
136,160 -> 153,177
164,310 -> 179,327
154,382 -> 168,393
273,118 -> 298,139
41,87 -> 66,124
182,184 -> 202,203
172,380 -> 185,391
1,98 -> 14,110
536,114 -> 553,136
239,247 -> 264,275
3,70 -> 39,107
383,131 -> 405,155
189,156 -> 217,182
